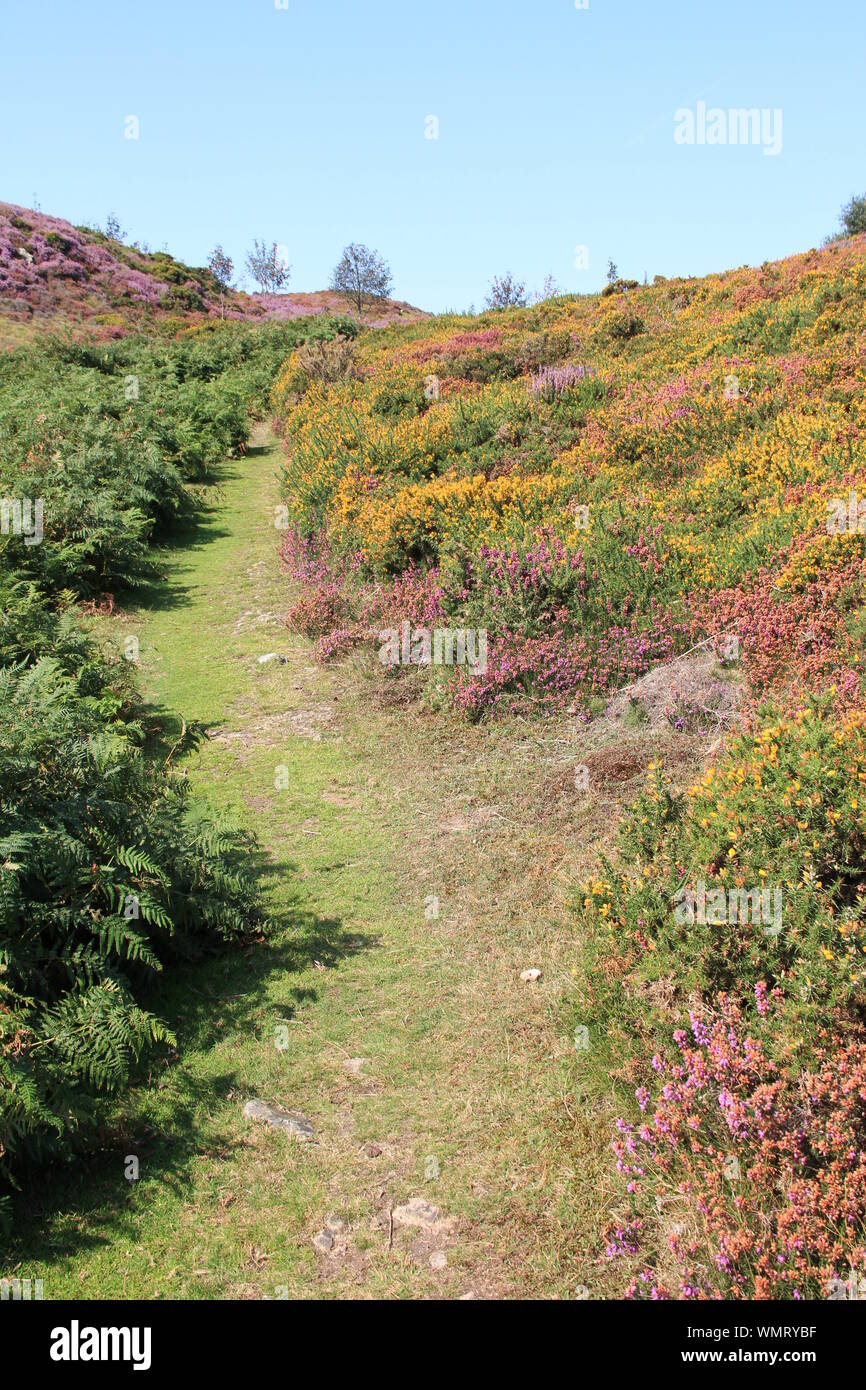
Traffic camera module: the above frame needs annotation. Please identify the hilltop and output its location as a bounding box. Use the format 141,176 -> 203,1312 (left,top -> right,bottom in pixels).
0,202 -> 426,345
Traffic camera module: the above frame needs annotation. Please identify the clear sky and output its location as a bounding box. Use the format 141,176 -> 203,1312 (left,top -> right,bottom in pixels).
2,0 -> 864,311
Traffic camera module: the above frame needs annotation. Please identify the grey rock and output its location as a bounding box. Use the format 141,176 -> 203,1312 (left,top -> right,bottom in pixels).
243,1099 -> 315,1141
257,652 -> 287,665
312,1229 -> 334,1253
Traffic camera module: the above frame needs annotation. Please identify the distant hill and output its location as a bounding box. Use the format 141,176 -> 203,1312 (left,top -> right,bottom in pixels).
0,203 -> 427,344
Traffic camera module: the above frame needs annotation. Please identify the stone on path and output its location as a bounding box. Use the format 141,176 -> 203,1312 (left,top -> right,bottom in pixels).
429,1251 -> 448,1270
257,652 -> 287,665
392,1197 -> 442,1230
243,1099 -> 315,1141
520,968 -> 542,983
312,1229 -> 334,1254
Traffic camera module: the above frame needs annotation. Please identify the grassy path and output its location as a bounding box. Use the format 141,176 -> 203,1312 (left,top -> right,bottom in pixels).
10,426 -> 622,1300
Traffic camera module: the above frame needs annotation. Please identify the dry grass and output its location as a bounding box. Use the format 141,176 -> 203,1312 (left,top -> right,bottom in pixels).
311,656 -> 716,1296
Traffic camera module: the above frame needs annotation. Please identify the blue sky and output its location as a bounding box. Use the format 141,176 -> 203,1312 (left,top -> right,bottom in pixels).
1,0 -> 863,310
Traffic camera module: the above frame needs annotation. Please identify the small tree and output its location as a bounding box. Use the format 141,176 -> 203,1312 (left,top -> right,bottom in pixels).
208,245 -> 234,319
104,213 -> 126,243
484,273 -> 526,310
606,259 -> 618,285
840,193 -> 866,238
533,273 -> 560,303
245,239 -> 291,295
330,243 -> 393,317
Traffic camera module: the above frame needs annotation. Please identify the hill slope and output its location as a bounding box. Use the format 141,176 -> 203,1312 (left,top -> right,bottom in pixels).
272,230 -> 866,1299
0,202 -> 425,344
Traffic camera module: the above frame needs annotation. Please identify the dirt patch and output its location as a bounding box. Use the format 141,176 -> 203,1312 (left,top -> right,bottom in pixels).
586,741 -> 654,785
234,608 -> 284,633
544,730 -> 704,808
208,705 -> 335,750
310,1215 -> 372,1285
321,786 -> 362,808
437,806 -> 497,835
364,666 -> 428,711
288,706 -> 335,741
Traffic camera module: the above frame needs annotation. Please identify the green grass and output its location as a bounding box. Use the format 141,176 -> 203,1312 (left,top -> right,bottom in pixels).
4,427 -> 645,1300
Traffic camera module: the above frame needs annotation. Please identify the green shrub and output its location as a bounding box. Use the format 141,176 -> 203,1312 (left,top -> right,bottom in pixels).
577,697 -> 866,1076
0,318 -> 351,596
0,585 -> 265,1181
0,317 -> 362,1186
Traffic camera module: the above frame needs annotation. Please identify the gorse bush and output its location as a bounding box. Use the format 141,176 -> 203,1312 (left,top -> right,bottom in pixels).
576,703 -> 866,1297
578,700 -> 866,1073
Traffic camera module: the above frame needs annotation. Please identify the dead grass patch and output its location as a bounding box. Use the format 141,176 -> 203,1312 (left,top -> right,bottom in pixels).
605,645 -> 743,733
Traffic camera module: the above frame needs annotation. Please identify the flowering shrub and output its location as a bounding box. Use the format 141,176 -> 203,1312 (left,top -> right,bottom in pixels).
612,995 -> 866,1300
445,537 -> 590,637
286,584 -> 351,639
528,362 -> 593,400
579,700 -> 866,1060
271,234 -> 866,1295
452,603 -> 690,718
272,236 -> 866,723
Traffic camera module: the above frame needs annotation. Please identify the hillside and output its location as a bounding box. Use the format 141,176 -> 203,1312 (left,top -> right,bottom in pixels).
0,202 -> 426,345
3,221 -> 866,1304
271,231 -> 866,1298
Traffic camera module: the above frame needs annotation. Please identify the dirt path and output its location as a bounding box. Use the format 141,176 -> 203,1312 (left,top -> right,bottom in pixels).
14,425 -> 622,1300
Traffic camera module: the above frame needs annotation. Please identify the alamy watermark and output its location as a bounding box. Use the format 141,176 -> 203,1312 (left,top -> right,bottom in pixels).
378,621 -> 488,674
827,1269 -> 866,1300
1,496 -> 43,545
674,880 -> 783,938
723,372 -> 752,401
50,1323 -> 151,1371
1,1276 -> 43,1300
827,489 -> 866,535
674,103 -> 782,157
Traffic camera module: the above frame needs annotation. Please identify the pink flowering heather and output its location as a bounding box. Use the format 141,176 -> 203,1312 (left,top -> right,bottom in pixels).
278,526 -> 335,585
611,994 -> 866,1300
529,362 -> 593,399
